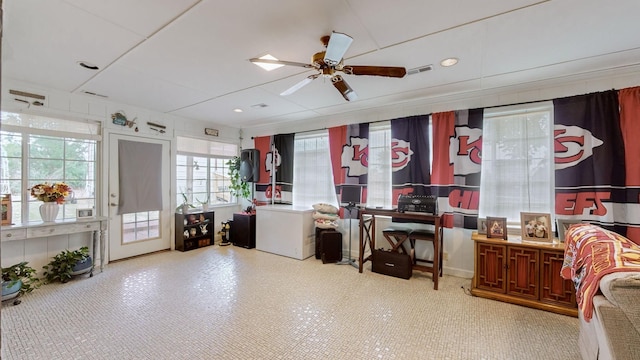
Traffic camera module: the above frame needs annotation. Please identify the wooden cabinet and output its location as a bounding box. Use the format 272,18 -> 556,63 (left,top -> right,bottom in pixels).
230,213 -> 255,249
471,233 -> 577,317
175,211 -> 215,251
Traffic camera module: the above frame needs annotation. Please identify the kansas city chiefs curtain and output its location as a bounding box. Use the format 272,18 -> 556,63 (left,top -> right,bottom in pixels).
618,86 -> 640,243
390,115 -> 431,204
253,135 -> 272,205
328,124 -> 368,216
431,109 -> 484,229
554,88 -> 640,243
253,134 -> 295,205
273,134 -> 295,204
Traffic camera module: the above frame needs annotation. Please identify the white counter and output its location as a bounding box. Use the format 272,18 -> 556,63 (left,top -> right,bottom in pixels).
255,205 -> 315,260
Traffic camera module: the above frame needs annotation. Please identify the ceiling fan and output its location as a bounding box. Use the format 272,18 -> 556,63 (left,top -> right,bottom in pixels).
250,31 -> 407,101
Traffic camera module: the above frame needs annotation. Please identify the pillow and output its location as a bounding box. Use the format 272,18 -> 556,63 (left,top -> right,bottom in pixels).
312,211 -> 339,220
312,203 -> 339,214
315,218 -> 339,229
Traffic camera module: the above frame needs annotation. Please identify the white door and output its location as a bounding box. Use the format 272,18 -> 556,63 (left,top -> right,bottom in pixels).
109,134 -> 171,261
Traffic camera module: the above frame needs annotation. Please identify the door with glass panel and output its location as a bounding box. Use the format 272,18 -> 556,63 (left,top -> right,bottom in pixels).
108,134 -> 171,261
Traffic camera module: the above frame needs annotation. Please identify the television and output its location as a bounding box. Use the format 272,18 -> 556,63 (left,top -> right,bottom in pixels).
340,185 -> 362,206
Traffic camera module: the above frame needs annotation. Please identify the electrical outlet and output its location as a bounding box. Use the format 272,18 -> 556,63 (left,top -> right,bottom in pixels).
443,252 -> 449,261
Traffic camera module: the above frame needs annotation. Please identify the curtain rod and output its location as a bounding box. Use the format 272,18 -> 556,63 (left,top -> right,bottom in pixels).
249,117 -> 422,139
250,87 -> 620,139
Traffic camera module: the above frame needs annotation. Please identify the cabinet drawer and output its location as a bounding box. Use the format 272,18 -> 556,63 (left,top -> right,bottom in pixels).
1,228 -> 27,241
27,222 -> 100,238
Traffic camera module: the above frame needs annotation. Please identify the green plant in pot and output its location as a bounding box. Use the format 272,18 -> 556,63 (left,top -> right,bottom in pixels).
177,192 -> 195,214
226,156 -> 251,202
2,261 -> 40,301
42,246 -> 92,284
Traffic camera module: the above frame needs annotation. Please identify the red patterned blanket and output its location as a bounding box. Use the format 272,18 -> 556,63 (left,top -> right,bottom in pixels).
561,224 -> 640,321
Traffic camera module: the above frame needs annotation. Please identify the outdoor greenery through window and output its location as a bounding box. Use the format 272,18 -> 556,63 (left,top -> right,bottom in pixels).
479,102 -> 555,226
1,112 -> 100,223
176,136 -> 238,207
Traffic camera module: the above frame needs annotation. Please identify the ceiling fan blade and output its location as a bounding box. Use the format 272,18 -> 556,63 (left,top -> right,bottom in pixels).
331,75 -> 357,101
249,58 -> 314,69
342,65 -> 407,78
324,31 -> 353,66
280,74 -> 319,96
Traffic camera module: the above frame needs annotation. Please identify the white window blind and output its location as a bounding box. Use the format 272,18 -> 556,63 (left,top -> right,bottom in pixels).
292,132 -> 338,208
367,122 -> 392,208
479,102 -> 554,226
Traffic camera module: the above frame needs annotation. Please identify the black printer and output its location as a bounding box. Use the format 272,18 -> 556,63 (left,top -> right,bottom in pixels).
397,194 -> 438,215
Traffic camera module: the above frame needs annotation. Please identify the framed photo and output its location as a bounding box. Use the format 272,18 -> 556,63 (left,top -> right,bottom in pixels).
76,208 -> 94,219
556,219 -> 584,243
486,217 -> 507,240
1,194 -> 12,226
520,212 -> 552,242
477,218 -> 487,235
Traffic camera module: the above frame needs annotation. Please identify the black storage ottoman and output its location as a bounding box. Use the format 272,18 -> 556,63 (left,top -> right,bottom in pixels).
372,249 -> 412,279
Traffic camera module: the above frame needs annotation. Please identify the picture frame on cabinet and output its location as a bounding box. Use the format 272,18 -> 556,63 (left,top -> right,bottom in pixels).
1,194 -> 12,225
486,217 -> 507,240
477,217 -> 487,235
520,212 -> 552,242
556,219 -> 584,243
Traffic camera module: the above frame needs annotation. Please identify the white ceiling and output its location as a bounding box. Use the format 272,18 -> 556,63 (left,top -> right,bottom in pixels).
3,0 -> 640,129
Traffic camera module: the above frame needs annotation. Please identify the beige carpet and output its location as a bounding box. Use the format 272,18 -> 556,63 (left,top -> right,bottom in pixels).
1,245 -> 580,359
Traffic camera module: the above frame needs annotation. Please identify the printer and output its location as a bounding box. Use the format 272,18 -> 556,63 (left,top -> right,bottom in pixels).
397,194 -> 438,215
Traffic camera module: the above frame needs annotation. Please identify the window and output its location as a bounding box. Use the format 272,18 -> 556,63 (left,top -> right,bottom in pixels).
0,112 -> 99,223
367,122 -> 392,208
176,137 -> 238,207
479,102 -> 554,226
292,132 -> 337,208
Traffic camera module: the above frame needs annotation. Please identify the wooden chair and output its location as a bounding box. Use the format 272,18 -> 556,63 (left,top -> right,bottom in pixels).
408,229 -> 442,290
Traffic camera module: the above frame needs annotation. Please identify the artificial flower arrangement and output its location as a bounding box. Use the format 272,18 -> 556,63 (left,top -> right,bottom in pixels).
30,182 -> 71,204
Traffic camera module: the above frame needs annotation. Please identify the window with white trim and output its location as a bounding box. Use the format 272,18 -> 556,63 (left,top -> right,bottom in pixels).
367,122 -> 392,208
176,136 -> 238,207
292,131 -> 338,208
479,102 -> 555,226
1,111 -> 99,223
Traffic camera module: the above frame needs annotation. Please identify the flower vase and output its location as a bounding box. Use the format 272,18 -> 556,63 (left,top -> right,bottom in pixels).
39,203 -> 59,222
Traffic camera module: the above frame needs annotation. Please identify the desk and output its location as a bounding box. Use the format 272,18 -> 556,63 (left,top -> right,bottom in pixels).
358,208 -> 442,273
1,217 -> 108,274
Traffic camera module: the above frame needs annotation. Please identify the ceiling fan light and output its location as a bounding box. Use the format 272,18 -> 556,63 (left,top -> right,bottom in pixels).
251,54 -> 285,71
332,75 -> 357,101
324,32 -> 353,66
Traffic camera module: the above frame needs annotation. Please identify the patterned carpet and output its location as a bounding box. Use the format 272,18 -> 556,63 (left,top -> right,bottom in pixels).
1,246 -> 580,359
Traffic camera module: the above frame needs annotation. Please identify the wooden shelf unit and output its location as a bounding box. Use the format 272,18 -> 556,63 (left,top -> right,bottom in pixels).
471,233 -> 577,317
175,211 -> 215,251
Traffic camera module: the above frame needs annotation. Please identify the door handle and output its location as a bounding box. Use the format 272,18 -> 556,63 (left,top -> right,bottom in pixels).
110,203 -> 118,207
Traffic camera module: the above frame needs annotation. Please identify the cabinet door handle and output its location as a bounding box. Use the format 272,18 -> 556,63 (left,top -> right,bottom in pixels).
6,233 -> 12,238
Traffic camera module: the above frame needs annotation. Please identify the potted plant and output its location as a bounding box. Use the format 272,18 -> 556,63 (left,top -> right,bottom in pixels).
226,157 -> 251,201
177,192 -> 195,214
2,261 -> 40,303
42,246 -> 92,284
196,195 -> 210,211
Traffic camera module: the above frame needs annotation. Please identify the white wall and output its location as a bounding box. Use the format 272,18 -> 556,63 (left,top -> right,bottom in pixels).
1,79 -> 242,272
242,68 -> 640,279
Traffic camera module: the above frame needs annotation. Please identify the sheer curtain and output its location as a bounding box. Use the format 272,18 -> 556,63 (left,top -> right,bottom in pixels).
292,132 -> 338,208
479,103 -> 554,225
367,122 -> 392,208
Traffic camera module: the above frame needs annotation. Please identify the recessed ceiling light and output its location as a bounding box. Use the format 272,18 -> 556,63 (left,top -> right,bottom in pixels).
233,108 -> 243,113
251,54 -> 284,71
77,61 -> 99,70
440,57 -> 459,67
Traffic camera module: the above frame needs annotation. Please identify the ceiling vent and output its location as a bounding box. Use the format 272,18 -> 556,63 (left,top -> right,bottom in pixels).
81,90 -> 108,98
251,103 -> 269,108
406,64 -> 433,76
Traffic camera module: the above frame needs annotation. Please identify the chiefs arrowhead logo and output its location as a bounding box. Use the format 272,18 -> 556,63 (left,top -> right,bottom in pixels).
554,125 -> 603,170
